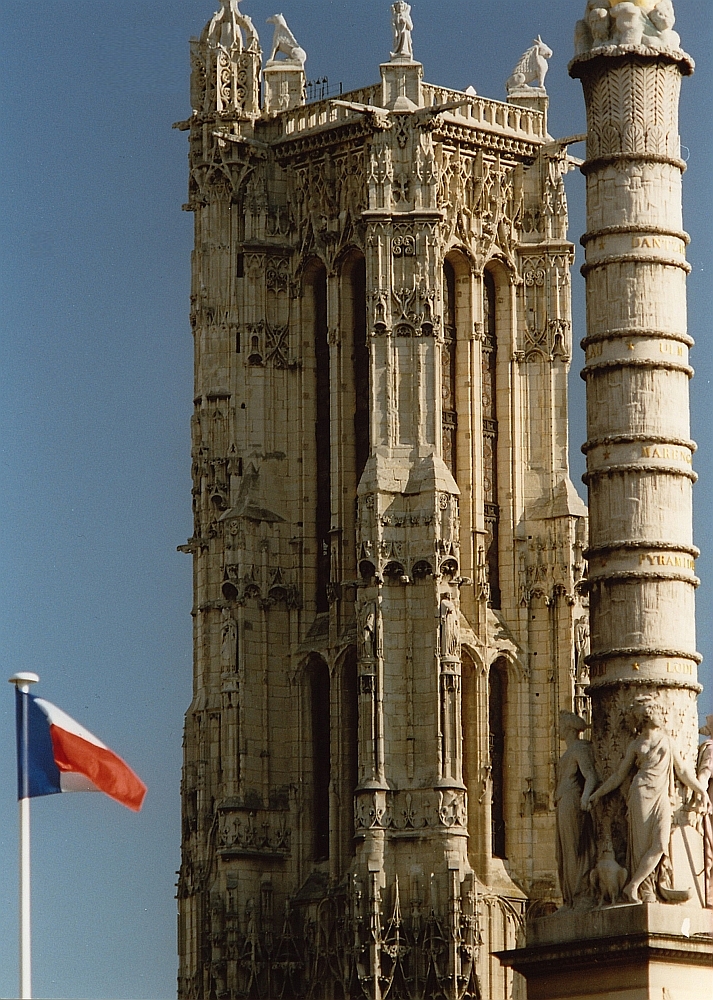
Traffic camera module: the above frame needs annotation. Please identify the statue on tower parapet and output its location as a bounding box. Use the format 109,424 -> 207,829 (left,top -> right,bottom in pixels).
266,14 -> 307,69
390,2 -> 414,61
506,36 -> 553,94
263,13 -> 307,114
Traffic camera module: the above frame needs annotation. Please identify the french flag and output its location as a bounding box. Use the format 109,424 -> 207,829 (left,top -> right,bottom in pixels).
15,690 -> 147,812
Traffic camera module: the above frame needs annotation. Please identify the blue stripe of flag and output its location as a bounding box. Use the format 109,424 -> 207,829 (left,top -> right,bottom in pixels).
15,688 -> 61,800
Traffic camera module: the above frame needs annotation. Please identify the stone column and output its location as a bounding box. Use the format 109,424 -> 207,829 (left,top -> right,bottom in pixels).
571,23 -> 703,890
501,6 -> 712,997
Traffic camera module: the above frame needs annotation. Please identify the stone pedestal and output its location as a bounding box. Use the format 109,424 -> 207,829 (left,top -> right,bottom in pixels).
507,88 -> 549,134
380,59 -> 423,109
500,904 -> 713,1000
263,62 -> 305,114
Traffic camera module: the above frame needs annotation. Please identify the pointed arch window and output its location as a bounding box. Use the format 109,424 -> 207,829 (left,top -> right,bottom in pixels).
310,656 -> 331,862
489,657 -> 507,859
442,259 -> 458,476
482,270 -> 501,609
349,255 -> 369,487
311,264 -> 331,613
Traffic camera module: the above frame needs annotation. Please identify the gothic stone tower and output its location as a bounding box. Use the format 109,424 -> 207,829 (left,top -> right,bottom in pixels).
175,5 -> 588,998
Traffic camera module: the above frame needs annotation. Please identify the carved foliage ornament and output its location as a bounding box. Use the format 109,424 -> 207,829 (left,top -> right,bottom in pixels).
354,788 -> 467,831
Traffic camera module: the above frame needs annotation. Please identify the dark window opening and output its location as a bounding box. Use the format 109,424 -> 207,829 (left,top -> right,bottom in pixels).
442,259 -> 458,476
311,658 -> 331,861
489,657 -> 507,859
314,266 -> 331,613
342,650 -> 359,854
483,270 -> 501,609
461,652 -> 475,798
352,257 -> 369,487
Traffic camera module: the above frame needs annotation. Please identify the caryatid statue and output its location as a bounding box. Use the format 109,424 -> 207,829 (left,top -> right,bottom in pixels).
390,2 -> 414,61
555,712 -> 599,907
697,715 -> 713,907
588,697 -> 709,904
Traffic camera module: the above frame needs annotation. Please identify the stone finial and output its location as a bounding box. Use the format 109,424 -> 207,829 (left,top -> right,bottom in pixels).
207,0 -> 259,54
573,0 -> 684,58
506,36 -> 553,95
193,0 -> 262,114
390,2 -> 414,62
266,14 -> 307,68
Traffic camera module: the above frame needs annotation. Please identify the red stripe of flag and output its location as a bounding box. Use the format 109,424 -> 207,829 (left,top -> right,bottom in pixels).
50,725 -> 147,812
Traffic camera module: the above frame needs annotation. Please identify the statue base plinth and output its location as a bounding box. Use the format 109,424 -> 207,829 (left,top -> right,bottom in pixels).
263,63 -> 305,115
499,903 -> 713,999
506,89 -> 549,132
380,60 -> 423,109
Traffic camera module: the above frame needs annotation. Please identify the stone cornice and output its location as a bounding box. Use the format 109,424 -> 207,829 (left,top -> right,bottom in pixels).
569,45 -> 695,79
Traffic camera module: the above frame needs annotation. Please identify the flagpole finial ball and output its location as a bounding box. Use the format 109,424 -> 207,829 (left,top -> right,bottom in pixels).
8,673 -> 40,688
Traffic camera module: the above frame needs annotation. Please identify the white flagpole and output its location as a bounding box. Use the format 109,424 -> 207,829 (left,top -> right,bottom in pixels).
9,672 -> 40,1000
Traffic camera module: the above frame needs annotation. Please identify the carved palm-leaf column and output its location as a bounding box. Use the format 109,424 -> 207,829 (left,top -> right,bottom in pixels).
570,25 -> 704,894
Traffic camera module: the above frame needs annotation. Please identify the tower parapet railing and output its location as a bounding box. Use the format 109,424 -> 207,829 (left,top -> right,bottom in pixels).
276,83 -> 546,142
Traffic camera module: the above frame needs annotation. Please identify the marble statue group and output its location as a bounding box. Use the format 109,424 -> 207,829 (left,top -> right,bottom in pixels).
575,0 -> 682,55
556,700 -> 712,908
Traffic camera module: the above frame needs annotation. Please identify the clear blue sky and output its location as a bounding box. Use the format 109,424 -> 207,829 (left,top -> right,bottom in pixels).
0,2 -> 710,997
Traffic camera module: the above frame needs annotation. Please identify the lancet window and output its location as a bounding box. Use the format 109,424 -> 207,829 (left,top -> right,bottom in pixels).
312,264 -> 331,613
350,256 -> 369,488
482,270 -> 501,609
338,649 -> 359,870
489,657 -> 507,859
442,259 -> 458,476
309,656 -> 331,862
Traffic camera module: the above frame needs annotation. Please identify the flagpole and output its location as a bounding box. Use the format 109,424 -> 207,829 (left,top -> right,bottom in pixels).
10,672 -> 40,1000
